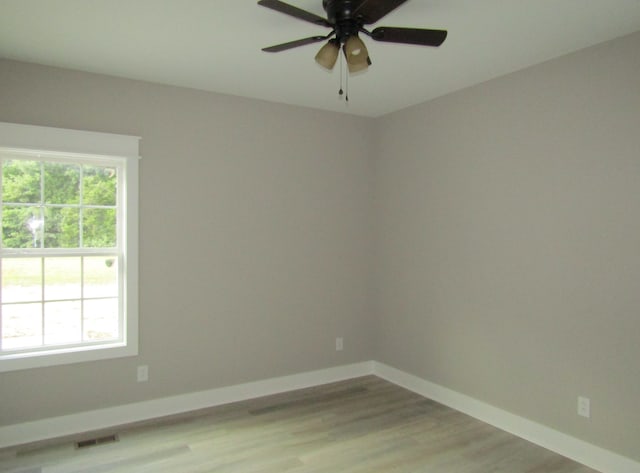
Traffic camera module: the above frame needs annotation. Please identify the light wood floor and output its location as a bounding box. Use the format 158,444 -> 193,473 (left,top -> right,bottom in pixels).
1,376 -> 598,473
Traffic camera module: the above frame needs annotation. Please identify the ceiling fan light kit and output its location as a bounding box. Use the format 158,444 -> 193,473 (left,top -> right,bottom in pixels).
258,0 -> 448,74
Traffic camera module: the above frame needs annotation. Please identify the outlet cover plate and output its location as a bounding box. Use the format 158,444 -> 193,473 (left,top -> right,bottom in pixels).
137,365 -> 149,382
578,396 -> 590,418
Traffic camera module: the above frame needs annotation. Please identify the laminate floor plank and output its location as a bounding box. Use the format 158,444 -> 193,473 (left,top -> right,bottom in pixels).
1,376 -> 599,473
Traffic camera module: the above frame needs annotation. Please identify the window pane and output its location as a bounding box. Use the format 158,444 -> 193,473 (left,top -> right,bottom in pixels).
83,165 -> 117,206
1,303 -> 43,350
1,258 -> 42,303
44,162 -> 80,205
45,257 -> 81,301
83,298 -> 118,341
44,207 -> 80,248
83,208 -> 116,248
84,256 -> 118,298
2,207 -> 43,249
44,301 -> 81,345
1,160 -> 41,204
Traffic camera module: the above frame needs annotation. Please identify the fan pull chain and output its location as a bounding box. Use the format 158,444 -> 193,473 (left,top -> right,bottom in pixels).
339,52 -> 344,98
336,53 -> 349,104
345,69 -> 349,103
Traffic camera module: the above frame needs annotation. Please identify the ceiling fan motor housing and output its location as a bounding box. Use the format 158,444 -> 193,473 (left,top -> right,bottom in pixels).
323,0 -> 362,42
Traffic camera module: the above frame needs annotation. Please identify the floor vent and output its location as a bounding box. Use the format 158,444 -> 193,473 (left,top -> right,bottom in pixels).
75,434 -> 119,449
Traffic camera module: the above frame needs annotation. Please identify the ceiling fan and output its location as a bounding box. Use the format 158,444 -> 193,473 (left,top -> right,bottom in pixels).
258,0 -> 447,73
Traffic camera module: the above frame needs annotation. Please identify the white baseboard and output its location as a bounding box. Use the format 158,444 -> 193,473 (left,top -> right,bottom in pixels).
2,360 -> 638,473
373,361 -> 640,473
0,361 -> 375,449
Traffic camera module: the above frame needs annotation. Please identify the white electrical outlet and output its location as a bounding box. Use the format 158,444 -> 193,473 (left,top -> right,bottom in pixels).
137,365 -> 149,383
335,337 -> 344,351
577,396 -> 590,418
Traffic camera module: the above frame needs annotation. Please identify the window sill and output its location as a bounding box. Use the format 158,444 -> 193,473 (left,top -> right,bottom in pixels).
0,341 -> 138,372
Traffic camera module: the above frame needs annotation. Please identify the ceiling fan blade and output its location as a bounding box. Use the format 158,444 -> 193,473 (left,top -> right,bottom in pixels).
371,27 -> 447,47
262,35 -> 328,53
352,0 -> 409,25
257,0 -> 332,27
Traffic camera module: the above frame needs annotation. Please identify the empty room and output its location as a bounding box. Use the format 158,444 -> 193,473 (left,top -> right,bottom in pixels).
1,1 -> 639,472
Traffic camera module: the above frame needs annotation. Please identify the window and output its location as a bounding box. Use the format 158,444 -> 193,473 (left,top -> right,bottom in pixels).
0,123 -> 139,372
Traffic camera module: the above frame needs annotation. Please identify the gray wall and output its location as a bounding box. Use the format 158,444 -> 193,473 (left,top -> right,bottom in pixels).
0,60 -> 375,425
373,31 -> 640,461
1,30 -> 640,463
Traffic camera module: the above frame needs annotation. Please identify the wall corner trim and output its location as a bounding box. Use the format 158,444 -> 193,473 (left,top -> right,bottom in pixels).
373,361 -> 640,473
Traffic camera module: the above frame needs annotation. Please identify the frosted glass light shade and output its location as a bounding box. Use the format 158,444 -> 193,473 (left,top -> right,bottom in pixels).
315,40 -> 340,70
344,36 -> 369,73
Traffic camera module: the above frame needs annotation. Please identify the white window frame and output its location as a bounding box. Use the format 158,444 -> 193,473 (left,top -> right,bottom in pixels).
0,122 -> 139,372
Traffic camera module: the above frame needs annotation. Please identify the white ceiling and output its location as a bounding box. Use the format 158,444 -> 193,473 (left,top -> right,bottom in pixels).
1,0 -> 640,117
